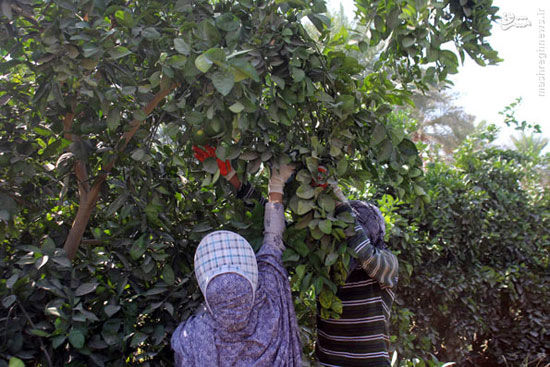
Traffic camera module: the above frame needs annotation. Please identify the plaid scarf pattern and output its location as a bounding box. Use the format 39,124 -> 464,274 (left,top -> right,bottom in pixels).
194,230 -> 258,309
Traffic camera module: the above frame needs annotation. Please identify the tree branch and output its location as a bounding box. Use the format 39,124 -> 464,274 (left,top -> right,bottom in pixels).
63,112 -> 91,196
63,83 -> 179,260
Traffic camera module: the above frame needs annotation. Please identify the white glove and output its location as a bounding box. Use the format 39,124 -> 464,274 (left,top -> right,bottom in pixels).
268,163 -> 295,194
331,183 -> 348,203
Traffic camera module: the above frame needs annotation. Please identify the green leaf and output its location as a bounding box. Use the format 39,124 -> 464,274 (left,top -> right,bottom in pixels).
143,27 -> 161,40
192,222 -> 213,233
51,336 -> 66,349
174,38 -> 191,55
196,48 -> 226,73
107,108 -> 121,130
331,297 -> 343,314
197,19 -> 221,47
293,240 -> 310,257
313,276 -> 324,295
271,75 -> 285,89
75,282 -> 98,296
307,13 -> 330,33
295,264 -> 306,279
318,195 -> 335,213
0,193 -> 17,220
162,264 -> 175,285
226,145 -> 241,160
319,288 -> 333,309
401,36 -> 415,48
104,304 -> 121,317
229,102 -> 245,113
336,95 -> 354,114
131,149 -> 146,161
30,329 -> 50,337
374,15 -> 385,32
114,10 -> 133,27
310,226 -> 324,240
329,144 -> 341,157
109,46 -> 132,60
216,13 -> 240,32
131,332 -> 148,348
414,184 -> 427,196
336,158 -> 348,175
297,199 -> 315,215
229,58 -> 259,82
291,68 -> 305,82
377,139 -> 393,162
325,251 -> 338,266
371,124 -> 386,146
203,157 -> 219,174
296,184 -> 315,199
2,294 -> 16,308
133,109 -> 147,121
195,54 -> 213,73
399,139 -> 418,157
167,55 -> 187,69
210,70 -> 235,96
319,219 -> 332,235
174,0 -> 192,11
441,50 -> 459,68
33,126 -> 52,136
130,235 -> 147,260
8,357 -> 24,367
305,157 -> 318,173
6,274 -> 18,289
68,329 -> 85,349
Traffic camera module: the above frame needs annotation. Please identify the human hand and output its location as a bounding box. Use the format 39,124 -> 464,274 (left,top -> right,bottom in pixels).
268,162 -> 295,195
192,145 -> 236,180
331,183 -> 348,203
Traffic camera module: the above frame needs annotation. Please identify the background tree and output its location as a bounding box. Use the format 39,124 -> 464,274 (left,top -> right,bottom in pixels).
511,132 -> 549,157
408,87 -> 476,155
385,123 -> 550,366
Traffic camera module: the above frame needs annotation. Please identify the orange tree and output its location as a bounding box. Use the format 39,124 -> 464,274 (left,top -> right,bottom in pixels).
383,123 -> 550,365
0,0 -> 500,365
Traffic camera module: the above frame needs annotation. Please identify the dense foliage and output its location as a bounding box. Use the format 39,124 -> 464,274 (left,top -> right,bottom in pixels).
383,129 -> 550,366
3,0 -> 544,366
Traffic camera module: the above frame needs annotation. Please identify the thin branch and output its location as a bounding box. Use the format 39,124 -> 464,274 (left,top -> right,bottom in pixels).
17,301 -> 53,367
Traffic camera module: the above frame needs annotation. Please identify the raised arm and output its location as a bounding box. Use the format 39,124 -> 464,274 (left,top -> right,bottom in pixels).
258,163 -> 294,255
193,145 -> 269,206
333,186 -> 399,289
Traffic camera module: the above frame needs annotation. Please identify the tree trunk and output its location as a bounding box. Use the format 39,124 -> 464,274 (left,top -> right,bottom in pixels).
62,84 -> 178,260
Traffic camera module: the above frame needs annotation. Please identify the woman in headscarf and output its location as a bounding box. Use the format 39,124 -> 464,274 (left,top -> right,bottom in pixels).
171,163 -> 302,367
314,186 -> 399,367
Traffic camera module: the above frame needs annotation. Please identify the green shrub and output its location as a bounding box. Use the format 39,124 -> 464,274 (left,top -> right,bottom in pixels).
386,141 -> 549,365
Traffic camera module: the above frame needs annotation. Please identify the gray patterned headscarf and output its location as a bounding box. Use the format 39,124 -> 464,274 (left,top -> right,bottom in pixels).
349,200 -> 386,248
172,226 -> 302,366
194,231 -> 258,313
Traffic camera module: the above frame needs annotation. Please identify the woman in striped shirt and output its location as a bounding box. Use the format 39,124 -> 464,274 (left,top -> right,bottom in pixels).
316,186 -> 399,366
193,146 -> 399,366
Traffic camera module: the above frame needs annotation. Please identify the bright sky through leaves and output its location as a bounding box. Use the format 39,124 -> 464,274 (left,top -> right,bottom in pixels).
328,0 -> 549,151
